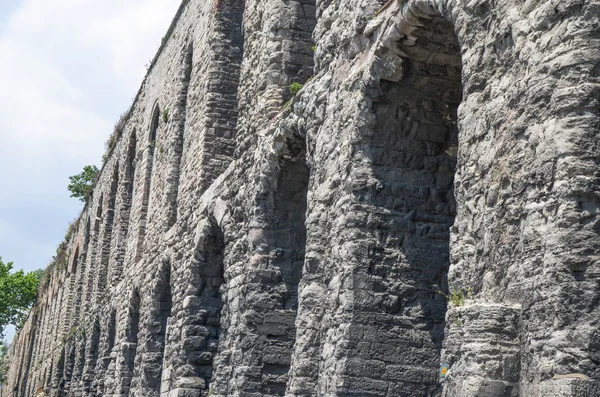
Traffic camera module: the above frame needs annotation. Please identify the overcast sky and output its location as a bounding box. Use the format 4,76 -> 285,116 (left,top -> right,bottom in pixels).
0,0 -> 181,342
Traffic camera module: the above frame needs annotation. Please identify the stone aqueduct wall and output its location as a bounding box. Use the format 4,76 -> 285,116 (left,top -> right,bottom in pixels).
3,0 -> 600,396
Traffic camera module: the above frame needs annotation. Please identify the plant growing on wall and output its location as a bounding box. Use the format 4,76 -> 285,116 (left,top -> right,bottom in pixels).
433,282 -> 471,307
67,165 -> 99,203
102,108 -> 131,163
289,82 -> 304,96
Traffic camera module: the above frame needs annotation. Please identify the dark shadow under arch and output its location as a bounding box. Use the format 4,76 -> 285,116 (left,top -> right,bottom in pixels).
112,131 -> 138,282
99,165 -> 119,293
125,289 -> 141,396
167,43 -> 194,228
83,318 -> 101,392
134,106 -> 160,263
136,260 -> 173,396
191,217 -> 226,393
256,131 -> 309,396
54,347 -> 66,397
350,4 -> 463,394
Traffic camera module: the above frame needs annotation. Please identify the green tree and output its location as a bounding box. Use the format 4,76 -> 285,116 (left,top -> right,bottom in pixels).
67,165 -> 99,202
0,259 -> 43,340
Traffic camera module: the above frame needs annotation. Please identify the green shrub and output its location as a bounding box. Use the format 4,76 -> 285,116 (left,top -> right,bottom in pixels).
289,82 -> 304,96
433,282 -> 470,307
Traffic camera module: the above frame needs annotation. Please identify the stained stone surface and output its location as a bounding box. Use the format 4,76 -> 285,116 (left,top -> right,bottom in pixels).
3,0 -> 600,396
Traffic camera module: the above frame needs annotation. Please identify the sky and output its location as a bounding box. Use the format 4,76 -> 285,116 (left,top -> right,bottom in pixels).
0,0 -> 181,343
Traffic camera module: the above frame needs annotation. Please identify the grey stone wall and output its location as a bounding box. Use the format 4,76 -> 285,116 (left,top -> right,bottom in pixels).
3,0 -> 600,396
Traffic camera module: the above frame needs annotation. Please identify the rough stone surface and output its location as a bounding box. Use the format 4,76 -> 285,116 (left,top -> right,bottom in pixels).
3,0 -> 600,396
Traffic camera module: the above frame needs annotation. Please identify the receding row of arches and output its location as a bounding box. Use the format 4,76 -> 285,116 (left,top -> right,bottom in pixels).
119,217 -> 226,396
30,2 -> 245,395
50,120 -> 311,396
115,143 -> 310,397
11,0 -> 472,396
51,216 -> 226,397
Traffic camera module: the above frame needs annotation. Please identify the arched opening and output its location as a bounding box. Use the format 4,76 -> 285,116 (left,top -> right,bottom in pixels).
150,105 -> 160,149
167,43 -> 193,228
73,331 -> 87,385
151,262 -> 173,395
255,133 -> 309,396
54,348 -> 66,397
96,193 -> 104,220
99,165 -> 119,292
134,106 -> 160,263
70,245 -> 79,275
189,217 -> 226,393
42,367 -> 48,394
95,309 -> 116,396
124,289 -> 141,396
84,318 -> 101,391
113,132 -> 137,281
352,5 -> 462,393
63,337 -> 76,394
107,309 -> 117,355
85,194 -> 104,310
71,217 -> 90,325
60,243 -> 80,395
127,132 -> 137,199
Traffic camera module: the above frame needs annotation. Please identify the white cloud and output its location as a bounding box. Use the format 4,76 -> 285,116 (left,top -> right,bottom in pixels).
0,0 -> 180,344
0,0 -> 180,270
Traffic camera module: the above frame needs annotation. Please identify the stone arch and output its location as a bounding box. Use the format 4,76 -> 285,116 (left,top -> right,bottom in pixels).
127,289 -> 142,345
103,164 -> 119,285
84,193 -> 104,311
154,258 -> 173,395
72,217 -> 90,322
83,215 -> 91,249
112,131 -> 138,282
41,367 -> 48,394
106,308 -> 117,356
124,288 -> 141,396
83,317 -> 101,392
134,259 -> 173,396
151,103 -> 160,141
133,104 -> 160,263
96,192 -> 105,221
70,244 -> 80,275
188,215 -> 227,394
270,131 -> 310,396
166,41 -> 194,228
72,330 -> 87,388
126,131 -> 138,200
63,336 -> 77,394
94,308 -> 117,396
53,346 -> 66,396
240,127 -> 309,396
344,1 -> 474,395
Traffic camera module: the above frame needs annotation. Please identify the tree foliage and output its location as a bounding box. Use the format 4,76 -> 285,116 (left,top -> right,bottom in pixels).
68,165 -> 99,202
0,259 -> 43,340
